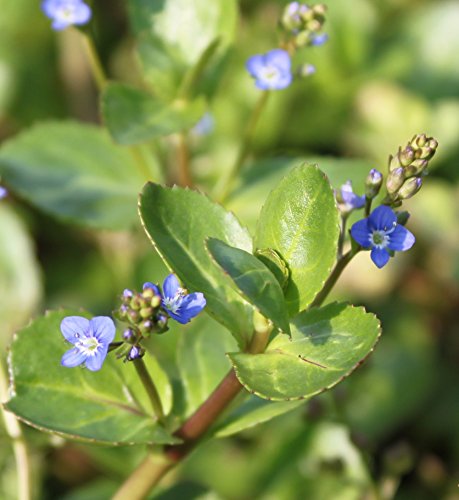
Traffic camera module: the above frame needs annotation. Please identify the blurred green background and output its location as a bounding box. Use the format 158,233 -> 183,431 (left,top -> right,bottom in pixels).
0,0 -> 458,498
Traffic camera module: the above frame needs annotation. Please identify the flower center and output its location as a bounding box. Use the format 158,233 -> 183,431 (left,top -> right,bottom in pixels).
163,288 -> 186,314
261,67 -> 281,82
76,336 -> 101,356
370,230 -> 389,249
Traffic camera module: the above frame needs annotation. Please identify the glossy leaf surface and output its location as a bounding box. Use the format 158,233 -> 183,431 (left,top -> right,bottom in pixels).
255,164 -> 340,315
139,184 -> 254,347
206,238 -> 290,335
102,83 -> 206,144
0,122 -> 146,229
228,303 -> 381,401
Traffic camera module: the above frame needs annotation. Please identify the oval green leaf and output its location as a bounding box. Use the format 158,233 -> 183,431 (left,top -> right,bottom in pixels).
139,183 -> 254,347
0,121 -> 147,229
206,238 -> 290,335
102,83 -> 206,145
254,164 -> 340,315
5,310 -> 179,445
228,303 -> 381,401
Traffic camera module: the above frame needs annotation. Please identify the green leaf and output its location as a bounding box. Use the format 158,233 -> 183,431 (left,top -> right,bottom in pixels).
176,315 -> 237,417
0,205 -> 42,349
5,310 -> 179,445
254,164 -> 340,315
102,83 -> 206,145
228,303 -> 381,401
128,0 -> 237,64
206,238 -> 290,335
214,397 -> 304,438
139,183 -> 254,347
0,121 -> 148,230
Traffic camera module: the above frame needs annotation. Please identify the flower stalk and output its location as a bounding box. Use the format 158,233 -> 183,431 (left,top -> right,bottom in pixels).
133,358 -> 165,423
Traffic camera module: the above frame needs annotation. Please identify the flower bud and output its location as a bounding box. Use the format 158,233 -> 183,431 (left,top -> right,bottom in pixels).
122,289 -> 133,302
127,345 -> 145,361
297,63 -> 316,78
398,177 -> 422,200
365,168 -> 383,198
130,296 -> 142,310
139,320 -> 153,334
123,328 -> 136,342
142,287 -> 155,300
151,295 -> 162,308
128,310 -> 140,323
117,304 -> 128,320
399,146 -> 415,167
153,313 -> 169,334
404,159 -> 428,177
386,167 -> 405,195
140,307 -> 153,319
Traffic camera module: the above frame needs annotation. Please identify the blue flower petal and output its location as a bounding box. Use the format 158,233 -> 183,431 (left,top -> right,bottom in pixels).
350,218 -> 371,248
246,55 -> 265,77
73,2 -> 91,24
85,349 -> 108,371
90,316 -> 116,345
368,205 -> 397,231
60,316 -> 90,344
163,274 -> 180,300
61,347 -> 87,368
264,49 -> 291,72
388,225 -> 415,252
180,293 -> 206,320
273,72 -> 293,89
370,247 -> 390,268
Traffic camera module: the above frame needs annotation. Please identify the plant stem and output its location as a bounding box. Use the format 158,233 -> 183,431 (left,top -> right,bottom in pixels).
177,132 -> 192,187
133,358 -> 165,423
0,363 -> 32,500
217,90 -> 271,202
114,326 -> 271,498
309,250 -> 357,308
80,31 -> 106,91
112,453 -> 175,500
337,214 -> 348,259
365,196 -> 372,217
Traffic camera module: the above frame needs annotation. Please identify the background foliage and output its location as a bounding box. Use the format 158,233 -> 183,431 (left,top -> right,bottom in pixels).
0,0 -> 458,498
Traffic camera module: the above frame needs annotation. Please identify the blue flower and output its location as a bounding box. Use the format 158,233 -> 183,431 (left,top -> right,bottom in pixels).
246,49 -> 292,90
350,205 -> 415,268
337,181 -> 365,213
0,186 -> 7,199
310,33 -> 329,46
193,113 -> 214,136
60,316 -> 115,371
42,0 -> 91,31
144,274 -> 206,324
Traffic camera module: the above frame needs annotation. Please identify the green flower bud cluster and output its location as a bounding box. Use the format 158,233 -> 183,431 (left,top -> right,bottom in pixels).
386,134 -> 438,203
115,287 -> 169,339
280,3 -> 328,48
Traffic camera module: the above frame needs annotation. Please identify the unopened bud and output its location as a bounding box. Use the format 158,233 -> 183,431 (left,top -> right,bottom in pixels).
122,289 -> 133,302
365,168 -> 383,198
154,313 -> 169,334
117,304 -> 128,319
139,319 -> 153,334
123,328 -> 136,342
128,310 -> 140,323
142,287 -> 154,300
399,146 -> 415,167
386,167 -> 405,195
312,4 -> 327,16
297,63 -> 316,78
130,296 -> 142,310
404,159 -> 428,177
127,345 -> 145,361
398,177 -> 422,200
140,307 -> 153,319
151,295 -> 162,308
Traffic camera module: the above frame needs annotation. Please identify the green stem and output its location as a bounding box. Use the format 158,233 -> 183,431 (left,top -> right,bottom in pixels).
0,362 -> 32,500
112,453 -> 174,500
133,358 -> 165,423
217,90 -> 271,202
113,326 -> 271,498
364,196 -> 372,217
309,250 -> 357,308
337,214 -> 348,259
79,32 -> 106,91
